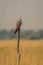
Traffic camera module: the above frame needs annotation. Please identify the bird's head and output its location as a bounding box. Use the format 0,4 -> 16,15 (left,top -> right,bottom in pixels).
19,19 -> 22,22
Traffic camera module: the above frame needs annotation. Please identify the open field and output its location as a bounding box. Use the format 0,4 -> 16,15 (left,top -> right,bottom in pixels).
0,39 -> 43,65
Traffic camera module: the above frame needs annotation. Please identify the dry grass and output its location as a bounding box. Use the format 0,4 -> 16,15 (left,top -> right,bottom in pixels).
0,39 -> 43,65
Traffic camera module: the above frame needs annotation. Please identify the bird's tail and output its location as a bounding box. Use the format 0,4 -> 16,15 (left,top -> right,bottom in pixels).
14,29 -> 17,34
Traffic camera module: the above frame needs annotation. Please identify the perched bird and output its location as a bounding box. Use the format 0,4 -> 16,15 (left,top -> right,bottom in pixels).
14,19 -> 22,34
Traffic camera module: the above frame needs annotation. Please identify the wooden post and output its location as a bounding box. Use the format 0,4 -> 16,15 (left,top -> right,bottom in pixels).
17,29 -> 21,65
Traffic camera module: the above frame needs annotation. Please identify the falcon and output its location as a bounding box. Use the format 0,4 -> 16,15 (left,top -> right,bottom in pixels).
14,19 -> 22,34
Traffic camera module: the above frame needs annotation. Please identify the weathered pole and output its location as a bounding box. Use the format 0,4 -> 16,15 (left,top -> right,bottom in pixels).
17,29 -> 21,65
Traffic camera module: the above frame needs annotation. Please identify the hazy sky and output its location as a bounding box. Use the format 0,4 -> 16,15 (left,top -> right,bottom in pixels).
0,0 -> 43,31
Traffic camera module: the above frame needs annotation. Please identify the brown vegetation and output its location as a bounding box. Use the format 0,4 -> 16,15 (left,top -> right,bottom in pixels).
0,39 -> 43,65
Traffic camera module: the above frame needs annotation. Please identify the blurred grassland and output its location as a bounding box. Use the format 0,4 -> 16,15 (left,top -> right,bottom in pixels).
0,39 -> 43,65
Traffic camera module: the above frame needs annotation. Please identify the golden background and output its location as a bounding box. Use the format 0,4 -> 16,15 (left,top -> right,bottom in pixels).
0,39 -> 43,65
